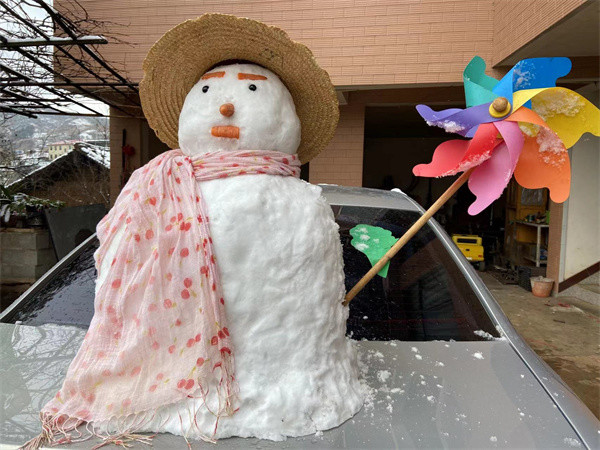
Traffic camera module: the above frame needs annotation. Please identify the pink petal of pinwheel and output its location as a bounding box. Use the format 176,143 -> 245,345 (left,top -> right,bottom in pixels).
494,120 -> 524,167
413,139 -> 470,177
467,142 -> 513,215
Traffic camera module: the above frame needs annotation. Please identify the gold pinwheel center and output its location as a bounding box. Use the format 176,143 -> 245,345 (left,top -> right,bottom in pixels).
489,97 -> 511,118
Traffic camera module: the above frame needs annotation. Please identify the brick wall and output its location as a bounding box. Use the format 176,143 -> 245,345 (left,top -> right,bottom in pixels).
492,0 -> 585,65
61,0 -> 586,191
309,104 -> 364,186
60,0 -> 495,87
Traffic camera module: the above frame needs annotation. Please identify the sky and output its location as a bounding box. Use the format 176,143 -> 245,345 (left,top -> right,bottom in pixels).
3,0 -> 110,117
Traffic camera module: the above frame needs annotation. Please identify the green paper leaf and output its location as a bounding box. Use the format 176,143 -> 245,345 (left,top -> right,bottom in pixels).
350,225 -> 398,278
463,56 -> 499,108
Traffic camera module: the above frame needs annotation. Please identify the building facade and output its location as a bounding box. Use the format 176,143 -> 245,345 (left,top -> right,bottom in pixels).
56,0 -> 599,293
46,140 -> 79,161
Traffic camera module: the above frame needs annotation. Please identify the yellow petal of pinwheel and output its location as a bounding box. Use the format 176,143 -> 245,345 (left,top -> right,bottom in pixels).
512,87 -> 600,148
512,88 -> 549,110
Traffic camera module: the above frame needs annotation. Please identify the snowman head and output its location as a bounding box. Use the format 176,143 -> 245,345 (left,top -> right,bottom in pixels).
178,63 -> 302,156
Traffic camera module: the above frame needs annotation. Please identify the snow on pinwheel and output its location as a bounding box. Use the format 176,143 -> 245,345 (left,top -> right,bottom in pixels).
344,56 -> 599,305
414,56 -> 600,215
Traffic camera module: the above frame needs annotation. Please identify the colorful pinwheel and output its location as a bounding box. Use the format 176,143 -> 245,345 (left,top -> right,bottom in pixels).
345,56 -> 599,305
414,56 -> 600,214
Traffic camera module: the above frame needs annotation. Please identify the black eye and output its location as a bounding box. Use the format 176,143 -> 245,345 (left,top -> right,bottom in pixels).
248,84 -> 257,91
202,85 -> 209,93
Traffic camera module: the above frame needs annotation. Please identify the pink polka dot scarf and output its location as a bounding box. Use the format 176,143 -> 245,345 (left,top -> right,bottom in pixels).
28,150 -> 301,448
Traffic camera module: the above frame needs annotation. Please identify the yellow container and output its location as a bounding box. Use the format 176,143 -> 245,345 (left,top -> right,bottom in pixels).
452,234 -> 484,263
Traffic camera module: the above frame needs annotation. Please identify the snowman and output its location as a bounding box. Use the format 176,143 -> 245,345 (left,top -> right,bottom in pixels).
31,14 -> 363,447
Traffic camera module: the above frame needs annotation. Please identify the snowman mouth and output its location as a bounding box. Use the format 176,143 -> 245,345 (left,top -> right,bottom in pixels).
211,126 -> 240,139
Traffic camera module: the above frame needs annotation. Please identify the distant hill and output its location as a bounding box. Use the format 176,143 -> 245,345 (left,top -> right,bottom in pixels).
2,114 -> 108,150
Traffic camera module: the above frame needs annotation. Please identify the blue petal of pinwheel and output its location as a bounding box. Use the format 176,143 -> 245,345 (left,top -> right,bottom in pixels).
493,57 -> 572,102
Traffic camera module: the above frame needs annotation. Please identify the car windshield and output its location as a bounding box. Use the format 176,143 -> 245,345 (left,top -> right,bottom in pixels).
2,205 -> 499,341
337,205 -> 498,341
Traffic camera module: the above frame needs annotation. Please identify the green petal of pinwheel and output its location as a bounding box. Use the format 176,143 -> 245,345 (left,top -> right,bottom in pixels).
463,56 -> 499,108
350,224 -> 398,278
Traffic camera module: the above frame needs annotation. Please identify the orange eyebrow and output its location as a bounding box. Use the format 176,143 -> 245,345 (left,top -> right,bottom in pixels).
238,73 -> 267,80
201,71 -> 225,80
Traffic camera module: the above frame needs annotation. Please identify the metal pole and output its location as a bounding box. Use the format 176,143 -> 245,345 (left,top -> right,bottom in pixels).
0,1 -> 139,111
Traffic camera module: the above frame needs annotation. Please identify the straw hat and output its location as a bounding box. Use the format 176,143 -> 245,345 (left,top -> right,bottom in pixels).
139,14 -> 339,163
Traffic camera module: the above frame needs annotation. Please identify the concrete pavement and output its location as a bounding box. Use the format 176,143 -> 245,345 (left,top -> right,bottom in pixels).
480,271 -> 600,420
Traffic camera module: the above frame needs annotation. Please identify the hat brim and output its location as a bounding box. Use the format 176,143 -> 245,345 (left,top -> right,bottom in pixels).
139,14 -> 339,164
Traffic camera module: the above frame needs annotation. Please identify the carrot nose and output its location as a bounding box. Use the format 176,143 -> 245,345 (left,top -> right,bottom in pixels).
220,103 -> 234,117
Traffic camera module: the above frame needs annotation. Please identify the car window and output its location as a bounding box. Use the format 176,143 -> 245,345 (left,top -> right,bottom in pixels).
2,241 -> 98,328
336,205 -> 499,341
3,205 -> 499,341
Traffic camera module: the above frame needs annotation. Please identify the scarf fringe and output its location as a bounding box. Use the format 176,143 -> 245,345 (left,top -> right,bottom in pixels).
22,411 -> 175,449
21,373 -> 238,449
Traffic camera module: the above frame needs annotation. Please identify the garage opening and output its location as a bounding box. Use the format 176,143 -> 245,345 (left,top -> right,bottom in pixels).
362,105 -> 508,270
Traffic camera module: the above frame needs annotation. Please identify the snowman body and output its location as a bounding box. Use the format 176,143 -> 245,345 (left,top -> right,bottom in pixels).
97,64 -> 363,439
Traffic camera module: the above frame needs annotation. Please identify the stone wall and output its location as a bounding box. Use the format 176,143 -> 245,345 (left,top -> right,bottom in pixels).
0,228 -> 57,309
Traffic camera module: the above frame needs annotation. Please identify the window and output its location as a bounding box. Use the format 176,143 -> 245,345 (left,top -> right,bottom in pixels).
336,206 -> 499,341
3,242 -> 98,328
3,206 -> 499,341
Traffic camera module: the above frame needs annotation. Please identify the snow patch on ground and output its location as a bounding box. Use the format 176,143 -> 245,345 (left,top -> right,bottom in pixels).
473,352 -> 484,360
377,370 -> 391,383
563,437 -> 582,448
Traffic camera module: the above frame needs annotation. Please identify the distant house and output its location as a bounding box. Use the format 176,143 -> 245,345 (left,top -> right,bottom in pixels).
46,140 -> 80,161
2,144 -> 111,302
11,142 -> 110,208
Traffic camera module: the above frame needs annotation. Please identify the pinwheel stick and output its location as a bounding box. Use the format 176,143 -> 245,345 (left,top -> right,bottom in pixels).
343,168 -> 474,306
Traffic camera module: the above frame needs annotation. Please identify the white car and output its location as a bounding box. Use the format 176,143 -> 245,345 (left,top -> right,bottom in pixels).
1,185 -> 598,448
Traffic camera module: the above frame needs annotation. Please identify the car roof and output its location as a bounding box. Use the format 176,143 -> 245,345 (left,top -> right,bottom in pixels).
0,322 -> 585,448
320,184 -> 420,211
